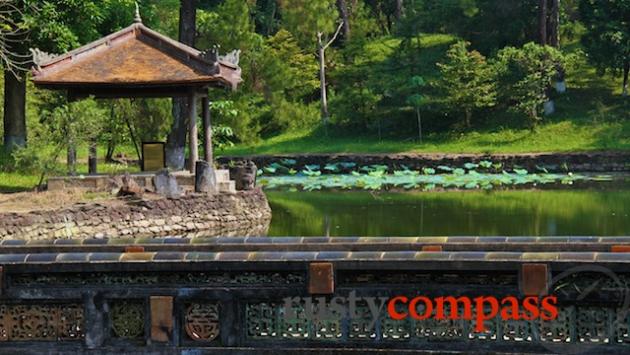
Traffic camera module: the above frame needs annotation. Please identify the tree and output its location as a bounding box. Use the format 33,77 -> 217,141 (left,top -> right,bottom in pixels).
496,43 -> 566,128
538,0 -> 547,45
437,41 -> 497,128
166,0 -> 197,170
12,98 -> 107,185
0,1 -> 29,77
263,29 -> 319,100
549,0 -> 560,47
317,21 -> 344,125
406,76 -> 427,142
395,0 -> 405,20
336,0 -> 351,41
579,0 -> 630,96
2,0 -> 146,154
279,0 -> 338,48
1,0 -> 28,153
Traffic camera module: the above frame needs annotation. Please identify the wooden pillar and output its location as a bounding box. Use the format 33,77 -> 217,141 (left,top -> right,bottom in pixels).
188,93 -> 198,173
202,97 -> 213,164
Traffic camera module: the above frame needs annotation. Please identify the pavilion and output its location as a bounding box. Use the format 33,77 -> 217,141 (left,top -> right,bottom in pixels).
30,9 -> 242,174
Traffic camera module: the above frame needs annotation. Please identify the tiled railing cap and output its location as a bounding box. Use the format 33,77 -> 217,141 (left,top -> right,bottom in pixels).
1,236 -> 625,247
0,251 -> 626,264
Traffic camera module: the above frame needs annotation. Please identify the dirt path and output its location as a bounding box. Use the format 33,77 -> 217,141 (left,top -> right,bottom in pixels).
0,189 -> 117,214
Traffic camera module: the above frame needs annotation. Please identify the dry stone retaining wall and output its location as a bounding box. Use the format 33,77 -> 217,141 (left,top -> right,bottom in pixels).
219,151 -> 630,173
0,189 -> 271,240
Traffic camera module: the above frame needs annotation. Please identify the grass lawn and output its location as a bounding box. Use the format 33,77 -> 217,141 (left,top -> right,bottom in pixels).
220,118 -> 629,156
0,146 -> 140,193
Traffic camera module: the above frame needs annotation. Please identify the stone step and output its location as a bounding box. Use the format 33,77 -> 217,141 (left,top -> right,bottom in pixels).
217,181 -> 236,193
215,169 -> 231,183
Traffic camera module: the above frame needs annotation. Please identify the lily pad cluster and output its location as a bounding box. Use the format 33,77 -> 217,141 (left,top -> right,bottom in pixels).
256,160 -> 612,192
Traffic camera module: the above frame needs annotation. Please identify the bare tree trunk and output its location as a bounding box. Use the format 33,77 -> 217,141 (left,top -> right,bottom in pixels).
67,144 -> 77,176
548,0 -> 566,93
550,0 -> 560,47
416,107 -> 422,143
395,0 -> 404,20
318,33 -> 329,125
623,60 -> 629,97
124,115 -> 142,163
465,109 -> 472,128
166,0 -> 196,170
88,140 -> 97,175
336,0 -> 351,42
539,0 -> 547,46
3,70 -> 26,153
317,23 -> 344,130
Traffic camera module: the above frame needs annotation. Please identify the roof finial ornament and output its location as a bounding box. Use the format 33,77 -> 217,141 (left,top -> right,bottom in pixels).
134,2 -> 142,23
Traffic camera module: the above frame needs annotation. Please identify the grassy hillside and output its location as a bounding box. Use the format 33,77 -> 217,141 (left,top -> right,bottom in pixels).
222,34 -> 629,156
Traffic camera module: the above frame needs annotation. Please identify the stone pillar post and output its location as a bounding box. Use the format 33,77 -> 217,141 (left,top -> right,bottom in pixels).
195,160 -> 217,193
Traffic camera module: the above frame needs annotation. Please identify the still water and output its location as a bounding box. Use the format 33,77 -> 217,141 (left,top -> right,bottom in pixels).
266,186 -> 630,236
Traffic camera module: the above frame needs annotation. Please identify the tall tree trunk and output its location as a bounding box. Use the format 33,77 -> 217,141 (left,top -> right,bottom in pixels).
336,0 -> 351,41
166,0 -> 196,170
416,107 -> 422,143
88,140 -> 97,175
317,33 -> 329,125
623,60 -> 629,97
538,0 -> 548,46
549,0 -> 560,47
549,0 -> 566,93
465,109 -> 472,128
395,0 -> 404,20
67,144 -> 77,176
2,70 -> 26,153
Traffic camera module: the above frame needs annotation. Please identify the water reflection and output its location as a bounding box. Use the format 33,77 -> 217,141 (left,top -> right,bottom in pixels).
266,188 -> 630,236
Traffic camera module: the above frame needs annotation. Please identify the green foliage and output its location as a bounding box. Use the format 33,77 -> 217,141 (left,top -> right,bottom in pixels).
212,125 -> 236,151
209,97 -> 261,143
278,0 -> 338,47
578,0 -> 630,94
436,41 -> 496,128
495,43 -> 567,127
397,0 -> 538,54
198,0 -> 256,52
263,29 -> 319,100
11,98 -> 108,185
268,98 -> 319,133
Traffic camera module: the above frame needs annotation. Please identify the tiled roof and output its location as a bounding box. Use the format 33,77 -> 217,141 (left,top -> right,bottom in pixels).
32,23 -> 241,90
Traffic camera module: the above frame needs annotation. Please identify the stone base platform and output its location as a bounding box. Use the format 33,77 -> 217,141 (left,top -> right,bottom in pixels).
47,169 -> 236,193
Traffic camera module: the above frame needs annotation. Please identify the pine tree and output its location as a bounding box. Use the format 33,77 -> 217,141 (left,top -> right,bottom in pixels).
437,41 -> 497,128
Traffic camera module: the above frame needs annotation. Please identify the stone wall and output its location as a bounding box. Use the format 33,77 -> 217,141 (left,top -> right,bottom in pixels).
0,189 -> 271,240
218,151 -> 630,173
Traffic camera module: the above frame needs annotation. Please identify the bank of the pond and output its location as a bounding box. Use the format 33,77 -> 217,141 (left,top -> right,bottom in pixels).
219,151 -> 630,173
0,189 -> 271,240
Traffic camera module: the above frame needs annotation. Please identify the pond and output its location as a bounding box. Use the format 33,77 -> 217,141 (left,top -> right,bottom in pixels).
265,181 -> 630,237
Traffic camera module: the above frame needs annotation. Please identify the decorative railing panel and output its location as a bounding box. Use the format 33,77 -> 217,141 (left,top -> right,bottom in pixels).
0,237 -> 628,353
